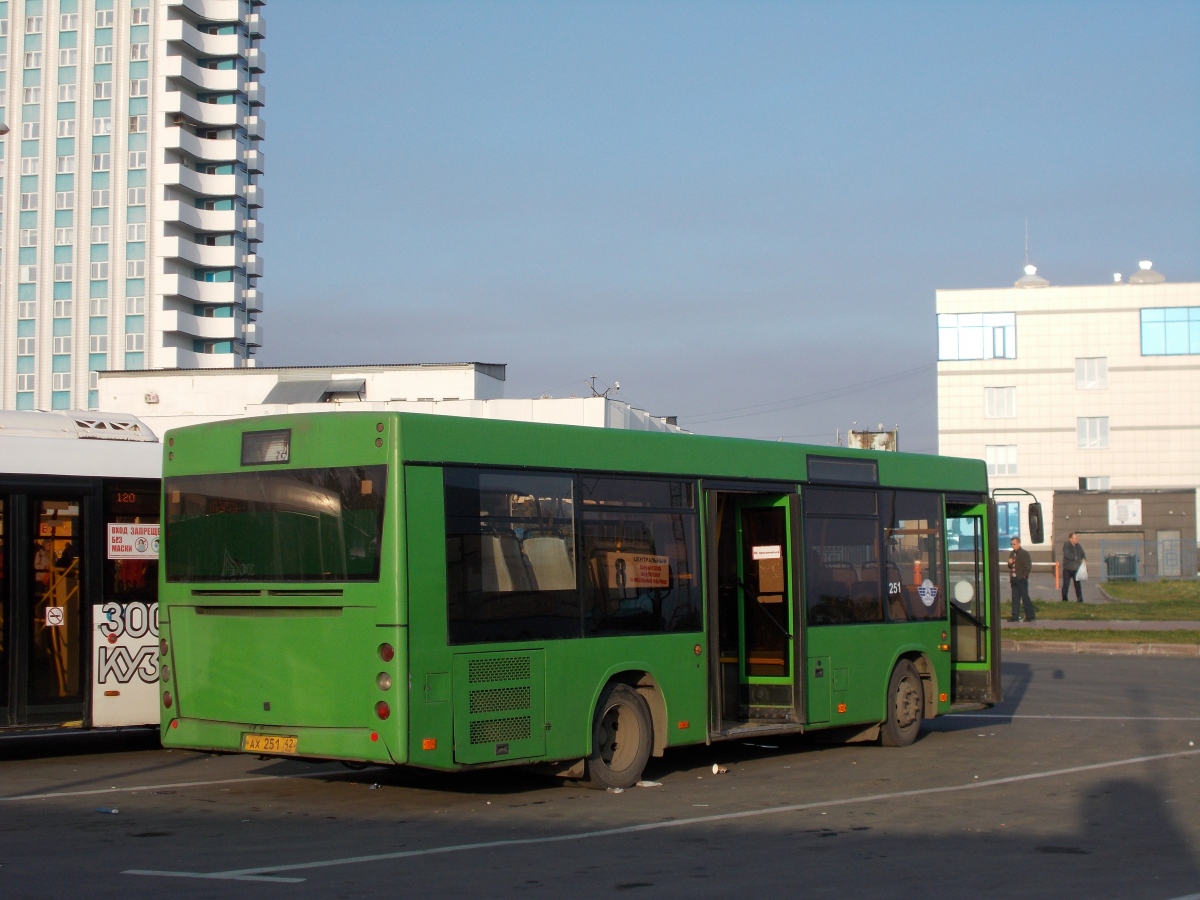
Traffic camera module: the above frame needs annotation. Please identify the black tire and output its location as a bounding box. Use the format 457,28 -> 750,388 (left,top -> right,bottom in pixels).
880,660 -> 924,747
584,683 -> 653,789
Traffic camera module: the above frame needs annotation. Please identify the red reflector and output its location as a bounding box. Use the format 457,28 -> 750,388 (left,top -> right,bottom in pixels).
170,719 -> 179,729
677,721 -> 689,729
939,693 -> 948,702
837,703 -> 847,714
370,731 -> 379,742
375,700 -> 391,720
422,738 -> 437,750
379,643 -> 395,663
162,691 -> 173,709
104,690 -> 120,697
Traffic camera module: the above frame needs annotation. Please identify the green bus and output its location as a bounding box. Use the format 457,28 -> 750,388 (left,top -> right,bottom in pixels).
158,413 -> 1003,788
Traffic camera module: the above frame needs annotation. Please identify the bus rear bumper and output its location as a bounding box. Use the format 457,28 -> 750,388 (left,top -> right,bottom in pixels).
162,717 -> 406,765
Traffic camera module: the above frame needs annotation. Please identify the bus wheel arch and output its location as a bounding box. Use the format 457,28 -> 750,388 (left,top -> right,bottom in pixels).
906,652 -> 939,720
584,679 -> 655,789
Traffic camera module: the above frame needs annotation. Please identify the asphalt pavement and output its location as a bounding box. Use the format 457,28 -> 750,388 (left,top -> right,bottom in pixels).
1,652 -> 1198,898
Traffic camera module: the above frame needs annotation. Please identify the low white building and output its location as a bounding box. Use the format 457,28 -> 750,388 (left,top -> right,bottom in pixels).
937,261 -> 1200,560
96,363 -> 683,435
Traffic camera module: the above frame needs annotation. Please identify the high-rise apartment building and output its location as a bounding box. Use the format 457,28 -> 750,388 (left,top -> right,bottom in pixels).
1,0 -> 264,411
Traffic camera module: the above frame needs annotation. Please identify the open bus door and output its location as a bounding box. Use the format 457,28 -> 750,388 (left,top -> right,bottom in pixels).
946,501 -> 1002,705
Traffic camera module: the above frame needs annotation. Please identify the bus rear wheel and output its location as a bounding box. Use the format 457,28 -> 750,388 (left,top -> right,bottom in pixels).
585,683 -> 653,789
880,660 -> 923,747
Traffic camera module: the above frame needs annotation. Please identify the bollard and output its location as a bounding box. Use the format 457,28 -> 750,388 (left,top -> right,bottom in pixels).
1054,561 -> 1060,591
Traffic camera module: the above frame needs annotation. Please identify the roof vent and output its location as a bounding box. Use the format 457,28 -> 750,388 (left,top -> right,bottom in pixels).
1014,263 -> 1049,288
1128,260 -> 1165,284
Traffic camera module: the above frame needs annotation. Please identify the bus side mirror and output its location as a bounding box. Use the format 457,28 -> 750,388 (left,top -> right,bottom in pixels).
1028,503 -> 1044,544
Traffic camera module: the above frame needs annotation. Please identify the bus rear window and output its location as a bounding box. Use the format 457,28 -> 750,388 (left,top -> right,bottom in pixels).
164,466 -> 387,582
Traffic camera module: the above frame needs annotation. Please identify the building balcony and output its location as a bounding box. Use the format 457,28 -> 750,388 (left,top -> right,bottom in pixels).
159,236 -> 238,268
159,199 -> 239,233
161,54 -> 239,92
163,18 -> 245,58
244,321 -> 263,346
161,163 -> 240,197
161,127 -> 240,163
246,47 -> 266,73
245,115 -> 265,139
157,345 -> 243,369
162,91 -> 241,128
243,147 -> 264,173
246,13 -> 266,38
243,183 -> 264,208
246,82 -> 265,106
243,287 -> 264,312
244,219 -> 263,242
160,309 -> 241,341
244,254 -> 263,277
167,0 -> 242,23
159,273 -> 237,305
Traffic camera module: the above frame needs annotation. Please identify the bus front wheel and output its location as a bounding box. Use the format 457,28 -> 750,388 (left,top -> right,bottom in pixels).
585,683 -> 653,789
880,660 -> 923,747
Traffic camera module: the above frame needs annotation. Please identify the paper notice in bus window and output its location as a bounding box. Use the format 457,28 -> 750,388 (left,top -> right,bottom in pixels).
606,553 -> 671,590
108,523 -> 161,560
752,545 -> 782,560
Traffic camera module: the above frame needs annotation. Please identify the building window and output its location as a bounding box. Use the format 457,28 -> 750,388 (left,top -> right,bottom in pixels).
126,333 -> 145,352
52,336 -> 72,355
128,187 -> 146,205
996,501 -> 1020,545
23,86 -> 41,104
54,263 -> 73,281
1077,417 -> 1110,449
21,122 -> 40,140
89,334 -> 108,353
984,386 -> 1016,418
18,265 -> 37,282
1079,476 -> 1110,491
126,259 -> 146,278
91,225 -> 110,243
19,228 -> 37,247
56,191 -> 75,209
90,298 -> 109,316
89,371 -> 100,391
56,155 -> 75,173
130,43 -> 150,61
58,83 -> 77,101
26,15 -> 43,33
17,337 -> 37,355
132,7 -> 151,25
52,372 -> 72,391
128,150 -> 147,169
127,296 -> 146,314
95,46 -> 114,64
54,299 -> 73,317
129,115 -> 148,133
1141,307 -> 1200,356
20,192 -> 38,210
60,13 -> 79,30
91,189 -> 110,207
938,312 -> 1017,361
129,79 -> 149,98
94,81 -> 113,100
21,157 -> 39,175
18,301 -> 37,319
59,48 -> 77,66
55,227 -> 75,244
93,153 -> 111,171
93,117 -> 112,136
17,373 -> 35,392
95,10 -> 115,27
91,262 -> 110,279
984,444 -> 1017,476
57,120 -> 76,138
127,223 -> 146,241
24,52 -> 43,69
1075,357 -> 1107,389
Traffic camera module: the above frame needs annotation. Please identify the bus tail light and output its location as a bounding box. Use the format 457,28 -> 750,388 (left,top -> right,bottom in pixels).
170,719 -> 179,729
378,643 -> 395,663
375,701 -> 391,720
162,691 -> 173,709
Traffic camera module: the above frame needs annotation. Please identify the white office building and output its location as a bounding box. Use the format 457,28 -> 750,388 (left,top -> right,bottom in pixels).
1,0 -> 265,411
937,261 -> 1200,554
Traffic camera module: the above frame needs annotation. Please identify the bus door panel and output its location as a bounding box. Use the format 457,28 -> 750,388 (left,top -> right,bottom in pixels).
946,502 -> 1001,704
451,649 -> 546,765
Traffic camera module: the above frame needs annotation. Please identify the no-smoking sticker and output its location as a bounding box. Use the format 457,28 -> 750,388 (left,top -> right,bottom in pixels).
45,606 -> 65,627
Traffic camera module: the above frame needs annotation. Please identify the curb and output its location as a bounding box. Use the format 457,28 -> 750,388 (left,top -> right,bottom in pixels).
1002,639 -> 1200,658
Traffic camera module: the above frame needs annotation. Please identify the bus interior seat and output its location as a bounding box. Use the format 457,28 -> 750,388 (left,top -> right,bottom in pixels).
522,536 -> 576,591
480,533 -> 534,593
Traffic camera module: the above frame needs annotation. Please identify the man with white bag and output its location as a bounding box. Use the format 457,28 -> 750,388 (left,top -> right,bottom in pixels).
1061,532 -> 1087,602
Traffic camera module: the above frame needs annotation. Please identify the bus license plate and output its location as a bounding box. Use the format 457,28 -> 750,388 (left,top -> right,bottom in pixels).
242,733 -> 298,754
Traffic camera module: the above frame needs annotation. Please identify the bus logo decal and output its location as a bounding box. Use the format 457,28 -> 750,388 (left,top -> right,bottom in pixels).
918,579 -> 939,607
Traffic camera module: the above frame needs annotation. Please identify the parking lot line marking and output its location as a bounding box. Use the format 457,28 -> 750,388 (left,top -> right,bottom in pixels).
123,747 -> 1200,883
952,713 -> 1200,722
0,767 -> 382,803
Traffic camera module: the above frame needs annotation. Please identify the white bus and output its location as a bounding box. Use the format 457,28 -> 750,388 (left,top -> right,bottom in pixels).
0,411 -> 161,733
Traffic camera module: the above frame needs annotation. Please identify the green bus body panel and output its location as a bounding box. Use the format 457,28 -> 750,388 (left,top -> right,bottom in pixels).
160,412 -> 988,771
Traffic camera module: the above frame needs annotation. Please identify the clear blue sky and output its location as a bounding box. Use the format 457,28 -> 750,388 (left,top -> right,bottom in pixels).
257,1 -> 1199,452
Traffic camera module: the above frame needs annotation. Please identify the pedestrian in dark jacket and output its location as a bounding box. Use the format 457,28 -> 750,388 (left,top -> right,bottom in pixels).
1008,538 -> 1035,622
1061,532 -> 1086,602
